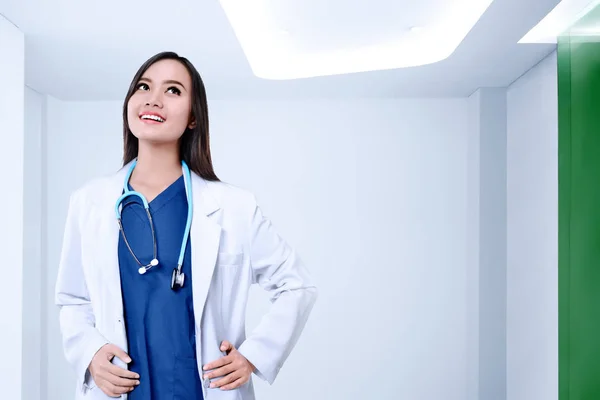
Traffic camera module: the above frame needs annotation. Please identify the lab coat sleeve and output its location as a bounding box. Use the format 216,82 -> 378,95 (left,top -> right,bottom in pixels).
55,191 -> 109,391
237,195 -> 318,385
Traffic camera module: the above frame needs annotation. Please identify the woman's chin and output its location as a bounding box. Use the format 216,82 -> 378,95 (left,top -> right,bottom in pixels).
130,123 -> 184,145
132,128 -> 174,143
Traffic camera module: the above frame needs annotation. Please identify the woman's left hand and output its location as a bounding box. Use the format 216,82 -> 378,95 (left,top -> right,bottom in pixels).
202,340 -> 256,390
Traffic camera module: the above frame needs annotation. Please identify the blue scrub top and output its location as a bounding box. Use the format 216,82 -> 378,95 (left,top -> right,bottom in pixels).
118,175 -> 204,399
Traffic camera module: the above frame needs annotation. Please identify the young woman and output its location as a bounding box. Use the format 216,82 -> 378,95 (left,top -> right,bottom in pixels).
55,51 -> 318,400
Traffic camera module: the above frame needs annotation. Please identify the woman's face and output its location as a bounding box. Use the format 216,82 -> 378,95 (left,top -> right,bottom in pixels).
127,59 -> 196,145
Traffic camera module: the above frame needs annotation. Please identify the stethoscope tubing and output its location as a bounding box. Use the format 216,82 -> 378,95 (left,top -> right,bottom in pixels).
114,159 -> 193,289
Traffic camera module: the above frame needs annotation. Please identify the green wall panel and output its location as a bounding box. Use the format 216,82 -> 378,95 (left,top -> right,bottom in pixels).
559,5 -> 600,399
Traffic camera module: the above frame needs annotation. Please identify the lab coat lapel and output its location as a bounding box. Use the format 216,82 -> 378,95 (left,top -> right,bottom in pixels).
189,173 -> 221,325
99,163 -> 132,321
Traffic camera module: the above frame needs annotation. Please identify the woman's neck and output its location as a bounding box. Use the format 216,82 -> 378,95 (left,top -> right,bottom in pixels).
131,142 -> 182,187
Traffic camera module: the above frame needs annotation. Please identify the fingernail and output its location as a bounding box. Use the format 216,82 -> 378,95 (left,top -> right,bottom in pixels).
203,365 -> 208,371
135,374 -> 140,379
126,358 -> 132,363
136,381 -> 140,385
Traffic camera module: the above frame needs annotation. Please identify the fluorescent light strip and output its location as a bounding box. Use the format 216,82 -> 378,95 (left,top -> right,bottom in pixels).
519,0 -> 600,43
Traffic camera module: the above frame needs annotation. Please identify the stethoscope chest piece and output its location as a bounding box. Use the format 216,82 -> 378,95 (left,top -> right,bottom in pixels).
171,268 -> 185,291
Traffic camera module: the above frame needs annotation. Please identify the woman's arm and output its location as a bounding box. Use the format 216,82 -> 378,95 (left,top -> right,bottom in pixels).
237,194 -> 318,385
54,191 -> 109,391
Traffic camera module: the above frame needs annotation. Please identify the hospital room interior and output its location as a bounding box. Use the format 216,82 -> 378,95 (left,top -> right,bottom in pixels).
1,0 -> 599,399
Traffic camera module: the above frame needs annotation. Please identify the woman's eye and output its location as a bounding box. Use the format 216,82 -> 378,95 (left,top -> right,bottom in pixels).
167,87 -> 181,95
137,83 -> 149,91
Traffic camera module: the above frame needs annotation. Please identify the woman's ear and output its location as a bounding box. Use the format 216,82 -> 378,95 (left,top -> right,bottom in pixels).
188,115 -> 197,129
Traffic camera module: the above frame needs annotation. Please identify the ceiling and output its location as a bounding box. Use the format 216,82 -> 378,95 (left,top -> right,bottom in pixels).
0,0 -> 560,101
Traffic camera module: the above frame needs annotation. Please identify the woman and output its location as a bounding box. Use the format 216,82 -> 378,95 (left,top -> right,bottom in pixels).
55,51 -> 318,400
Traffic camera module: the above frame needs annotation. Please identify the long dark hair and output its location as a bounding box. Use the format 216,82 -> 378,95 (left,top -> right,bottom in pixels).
122,51 -> 219,181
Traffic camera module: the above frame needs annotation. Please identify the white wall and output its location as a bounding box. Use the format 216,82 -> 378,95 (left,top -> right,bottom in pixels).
27,48 -> 559,400
44,98 -> 472,400
23,86 -> 45,400
466,91 -> 481,400
506,51 -> 558,400
468,88 -> 508,400
0,13 -> 25,400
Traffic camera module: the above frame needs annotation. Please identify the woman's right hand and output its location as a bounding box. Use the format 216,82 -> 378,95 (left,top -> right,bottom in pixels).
88,344 -> 140,397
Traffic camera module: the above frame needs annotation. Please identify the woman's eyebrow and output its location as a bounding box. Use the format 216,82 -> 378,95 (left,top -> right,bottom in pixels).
139,77 -> 187,90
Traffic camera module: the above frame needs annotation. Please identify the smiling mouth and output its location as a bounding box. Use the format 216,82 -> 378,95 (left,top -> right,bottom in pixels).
140,114 -> 165,123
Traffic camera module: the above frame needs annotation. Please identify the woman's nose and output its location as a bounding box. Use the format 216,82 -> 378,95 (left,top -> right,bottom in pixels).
146,93 -> 163,108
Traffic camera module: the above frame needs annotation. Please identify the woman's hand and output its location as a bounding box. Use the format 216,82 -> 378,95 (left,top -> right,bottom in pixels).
202,340 -> 256,390
88,344 -> 140,397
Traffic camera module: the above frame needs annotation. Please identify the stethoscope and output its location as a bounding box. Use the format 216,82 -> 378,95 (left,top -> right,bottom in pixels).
114,159 -> 193,291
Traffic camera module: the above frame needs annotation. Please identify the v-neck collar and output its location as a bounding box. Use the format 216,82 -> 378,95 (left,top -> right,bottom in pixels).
125,174 -> 186,212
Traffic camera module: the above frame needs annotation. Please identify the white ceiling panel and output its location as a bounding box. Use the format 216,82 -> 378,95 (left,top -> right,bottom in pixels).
0,0 -> 560,100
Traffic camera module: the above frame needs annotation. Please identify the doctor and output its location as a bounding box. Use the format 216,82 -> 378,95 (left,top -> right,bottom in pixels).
55,51 -> 318,400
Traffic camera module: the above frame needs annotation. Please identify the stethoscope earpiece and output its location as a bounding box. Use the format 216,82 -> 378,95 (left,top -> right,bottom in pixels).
138,258 -> 159,275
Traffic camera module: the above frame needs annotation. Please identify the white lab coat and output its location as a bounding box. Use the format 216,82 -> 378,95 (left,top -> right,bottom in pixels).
54,162 -> 318,400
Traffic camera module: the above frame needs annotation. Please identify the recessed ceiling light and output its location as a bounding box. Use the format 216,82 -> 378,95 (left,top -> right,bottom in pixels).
219,0 -> 495,79
519,0 -> 600,43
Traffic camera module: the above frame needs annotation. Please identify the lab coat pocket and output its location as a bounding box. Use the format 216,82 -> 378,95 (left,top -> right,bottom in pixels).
173,356 -> 202,400
216,252 -> 244,329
